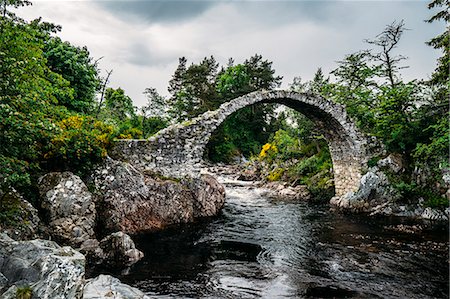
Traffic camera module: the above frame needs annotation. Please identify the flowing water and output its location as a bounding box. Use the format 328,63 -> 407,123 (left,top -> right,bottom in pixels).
109,173 -> 449,298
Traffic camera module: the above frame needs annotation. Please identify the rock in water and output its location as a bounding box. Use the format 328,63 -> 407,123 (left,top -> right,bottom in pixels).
193,173 -> 226,218
99,232 -> 144,268
38,172 -> 96,246
83,274 -> 150,299
91,158 -> 225,234
0,234 -> 85,299
330,166 -> 398,210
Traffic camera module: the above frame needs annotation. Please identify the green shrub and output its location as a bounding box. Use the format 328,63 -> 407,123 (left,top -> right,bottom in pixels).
0,192 -> 22,227
44,115 -> 114,175
16,285 -> 32,299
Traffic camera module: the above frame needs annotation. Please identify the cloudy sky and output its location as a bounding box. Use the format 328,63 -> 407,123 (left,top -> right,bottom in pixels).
19,0 -> 443,107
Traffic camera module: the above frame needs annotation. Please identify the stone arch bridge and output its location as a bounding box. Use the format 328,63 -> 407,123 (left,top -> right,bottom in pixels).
111,90 -> 372,197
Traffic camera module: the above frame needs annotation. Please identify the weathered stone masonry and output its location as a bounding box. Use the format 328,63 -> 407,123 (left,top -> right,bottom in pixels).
111,90 -> 372,197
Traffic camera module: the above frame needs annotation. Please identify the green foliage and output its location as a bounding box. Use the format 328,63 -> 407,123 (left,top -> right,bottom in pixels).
216,64 -> 251,97
254,112 -> 334,202
103,87 -> 136,120
45,114 -> 114,175
0,10 -> 72,190
16,285 -> 33,299
373,82 -> 422,153
147,119 -> 167,136
393,180 -> 448,209
0,191 -> 22,227
426,0 -> 449,84
423,193 -> 449,209
367,157 -> 381,168
206,55 -> 283,161
167,56 -> 219,121
0,3 -> 112,193
44,37 -> 99,113
414,115 -> 449,170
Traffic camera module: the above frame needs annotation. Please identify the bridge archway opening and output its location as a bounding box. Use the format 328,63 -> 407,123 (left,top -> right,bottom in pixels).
190,91 -> 368,197
111,90 -> 369,198
203,101 -> 334,193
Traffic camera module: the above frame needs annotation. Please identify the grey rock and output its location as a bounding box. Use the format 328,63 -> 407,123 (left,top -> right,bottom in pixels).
83,274 -> 149,299
331,167 -> 399,210
421,207 -> 448,221
263,182 -> 311,201
0,272 -> 8,292
377,154 -> 404,174
99,232 -> 143,268
193,174 -> 226,218
38,172 -> 96,246
79,238 -> 104,265
0,233 -> 85,299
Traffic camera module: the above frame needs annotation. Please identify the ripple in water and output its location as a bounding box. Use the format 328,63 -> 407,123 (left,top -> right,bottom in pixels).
96,175 -> 449,298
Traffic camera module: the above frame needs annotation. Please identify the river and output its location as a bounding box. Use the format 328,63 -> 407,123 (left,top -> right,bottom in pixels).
109,171 -> 449,298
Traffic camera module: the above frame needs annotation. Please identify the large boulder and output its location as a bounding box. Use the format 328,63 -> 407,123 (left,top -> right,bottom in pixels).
330,166 -> 399,210
91,158 -> 225,234
0,188 -> 40,240
0,234 -> 85,299
83,274 -> 150,299
192,174 -> 226,218
38,172 -> 96,246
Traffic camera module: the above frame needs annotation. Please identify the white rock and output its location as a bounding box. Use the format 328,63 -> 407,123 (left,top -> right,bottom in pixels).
83,275 -> 150,299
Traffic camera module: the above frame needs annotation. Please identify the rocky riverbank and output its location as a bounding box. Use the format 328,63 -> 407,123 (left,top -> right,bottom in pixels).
204,160 -> 450,222
0,156 -> 226,298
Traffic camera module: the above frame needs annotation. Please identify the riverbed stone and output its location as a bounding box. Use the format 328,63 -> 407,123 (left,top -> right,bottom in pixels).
0,233 -> 85,299
99,232 -> 144,268
38,172 -> 96,246
83,274 -> 150,299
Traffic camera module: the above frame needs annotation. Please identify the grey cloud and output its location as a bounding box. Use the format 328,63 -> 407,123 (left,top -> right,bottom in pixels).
93,0 -> 217,24
123,42 -> 173,66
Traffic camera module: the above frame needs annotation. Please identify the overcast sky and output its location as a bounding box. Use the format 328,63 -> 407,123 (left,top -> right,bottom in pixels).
19,0 -> 443,107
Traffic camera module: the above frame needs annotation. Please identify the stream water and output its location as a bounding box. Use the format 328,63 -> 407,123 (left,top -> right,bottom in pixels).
110,173 -> 449,298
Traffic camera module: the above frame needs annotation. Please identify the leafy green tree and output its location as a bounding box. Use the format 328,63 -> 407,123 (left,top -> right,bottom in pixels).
167,56 -> 219,121
373,82 -> 423,154
0,0 -> 31,21
0,0 -> 113,193
141,87 -> 168,137
206,55 -> 282,161
291,68 -> 333,97
98,87 -> 142,138
410,0 -> 449,186
0,5 -> 72,189
329,52 -> 379,131
425,0 -> 449,84
103,87 -> 136,121
44,37 -> 100,113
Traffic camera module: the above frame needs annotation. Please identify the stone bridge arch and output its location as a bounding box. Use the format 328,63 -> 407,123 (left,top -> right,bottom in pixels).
112,90 -> 371,197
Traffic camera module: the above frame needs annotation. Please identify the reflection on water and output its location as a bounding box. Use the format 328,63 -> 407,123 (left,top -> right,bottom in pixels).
106,177 -> 449,298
